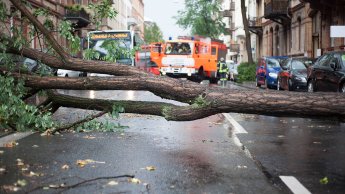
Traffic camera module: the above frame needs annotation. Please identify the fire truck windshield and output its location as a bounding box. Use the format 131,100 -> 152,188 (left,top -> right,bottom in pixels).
165,42 -> 192,55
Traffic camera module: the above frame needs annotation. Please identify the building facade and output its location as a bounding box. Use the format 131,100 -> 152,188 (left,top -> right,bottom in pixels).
2,0 -> 145,50
251,0 -> 345,60
221,0 -> 256,63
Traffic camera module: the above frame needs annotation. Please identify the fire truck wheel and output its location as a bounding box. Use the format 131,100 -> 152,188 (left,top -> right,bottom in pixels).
197,68 -> 205,82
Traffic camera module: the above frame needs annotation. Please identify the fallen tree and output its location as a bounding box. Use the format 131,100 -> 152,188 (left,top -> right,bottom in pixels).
1,0 -> 345,132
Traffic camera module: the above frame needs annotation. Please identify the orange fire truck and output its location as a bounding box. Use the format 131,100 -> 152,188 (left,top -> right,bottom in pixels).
150,36 -> 227,82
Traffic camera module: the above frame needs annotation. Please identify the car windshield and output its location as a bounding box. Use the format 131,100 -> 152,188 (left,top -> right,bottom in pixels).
292,60 -> 307,70
267,58 -> 280,68
165,42 -> 192,55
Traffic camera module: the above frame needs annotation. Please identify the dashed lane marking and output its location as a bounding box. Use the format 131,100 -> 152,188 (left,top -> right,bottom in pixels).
280,176 -> 312,194
223,113 -> 248,134
0,132 -> 34,147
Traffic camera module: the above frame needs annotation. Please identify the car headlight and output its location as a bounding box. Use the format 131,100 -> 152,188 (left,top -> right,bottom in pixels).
268,73 -> 278,78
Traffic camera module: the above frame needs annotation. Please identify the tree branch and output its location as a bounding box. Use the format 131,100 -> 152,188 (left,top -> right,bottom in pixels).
27,175 -> 135,193
9,0 -> 69,60
48,89 -> 345,121
52,110 -> 107,134
7,71 -> 205,103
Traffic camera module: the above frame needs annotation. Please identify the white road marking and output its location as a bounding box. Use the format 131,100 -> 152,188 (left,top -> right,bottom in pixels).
280,176 -> 312,194
223,113 -> 248,134
0,132 -> 34,147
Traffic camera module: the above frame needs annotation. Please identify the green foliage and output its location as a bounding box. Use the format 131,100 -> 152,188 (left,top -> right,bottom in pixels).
109,104 -> 125,119
320,177 -> 329,185
58,20 -> 81,55
0,0 -> 127,133
175,0 -> 226,38
88,0 -> 117,30
192,95 -> 210,108
0,75 -> 55,131
83,48 -> 101,60
85,39 -> 133,62
144,22 -> 164,44
66,4 -> 82,11
237,62 -> 256,83
33,8 -> 50,17
76,120 -> 128,133
75,105 -> 126,132
0,1 -> 7,22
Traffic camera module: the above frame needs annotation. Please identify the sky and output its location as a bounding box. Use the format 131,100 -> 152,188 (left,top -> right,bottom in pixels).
143,0 -> 189,40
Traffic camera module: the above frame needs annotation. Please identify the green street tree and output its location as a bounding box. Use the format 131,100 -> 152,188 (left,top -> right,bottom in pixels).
144,22 -> 164,44
1,0 -> 345,133
175,0 -> 226,38
241,0 -> 254,64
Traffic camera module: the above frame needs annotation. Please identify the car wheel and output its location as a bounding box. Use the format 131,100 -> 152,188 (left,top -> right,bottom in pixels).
340,83 -> 345,93
255,77 -> 261,87
307,81 -> 314,92
65,74 -> 68,77
277,78 -> 280,91
288,79 -> 294,91
264,78 -> 268,89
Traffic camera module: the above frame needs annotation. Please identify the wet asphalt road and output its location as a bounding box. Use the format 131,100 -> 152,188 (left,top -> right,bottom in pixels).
228,82 -> 345,194
0,84 -> 282,193
0,112 -> 280,193
1,81 -> 344,193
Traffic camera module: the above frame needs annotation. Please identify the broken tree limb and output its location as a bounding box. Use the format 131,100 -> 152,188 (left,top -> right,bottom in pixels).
51,110 -> 107,134
48,89 -> 345,121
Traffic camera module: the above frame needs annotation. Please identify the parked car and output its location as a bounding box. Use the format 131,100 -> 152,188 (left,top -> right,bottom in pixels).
256,56 -> 288,89
307,51 -> 345,92
0,54 -> 56,75
57,69 -> 83,77
277,57 -> 315,91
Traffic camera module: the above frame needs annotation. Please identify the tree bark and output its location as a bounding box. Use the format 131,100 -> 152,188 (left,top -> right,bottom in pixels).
241,0 -> 254,64
3,0 -> 345,123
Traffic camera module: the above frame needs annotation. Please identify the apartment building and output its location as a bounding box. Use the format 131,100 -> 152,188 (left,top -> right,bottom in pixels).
2,0 -> 144,49
250,0 -> 345,60
221,0 -> 256,63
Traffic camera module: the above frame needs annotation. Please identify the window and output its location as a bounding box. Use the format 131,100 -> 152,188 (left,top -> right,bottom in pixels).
211,47 -> 217,55
266,58 -> 280,68
318,54 -> 331,67
292,60 -> 307,70
341,54 -> 345,67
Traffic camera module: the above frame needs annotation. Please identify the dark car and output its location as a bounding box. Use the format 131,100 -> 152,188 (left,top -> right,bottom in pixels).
0,54 -> 56,75
307,51 -> 345,92
256,56 -> 288,89
277,57 -> 315,91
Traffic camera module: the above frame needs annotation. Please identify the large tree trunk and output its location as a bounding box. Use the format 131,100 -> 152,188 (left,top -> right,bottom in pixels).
3,0 -> 345,124
241,0 -> 254,64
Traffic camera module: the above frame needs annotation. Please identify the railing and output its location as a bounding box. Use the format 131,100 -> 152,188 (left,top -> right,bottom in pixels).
264,0 -> 289,16
64,8 -> 90,27
248,17 -> 262,27
223,10 -> 232,17
230,44 -> 240,52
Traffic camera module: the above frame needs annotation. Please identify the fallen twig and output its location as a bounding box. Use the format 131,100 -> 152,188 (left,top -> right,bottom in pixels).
51,110 -> 107,134
26,175 -> 135,193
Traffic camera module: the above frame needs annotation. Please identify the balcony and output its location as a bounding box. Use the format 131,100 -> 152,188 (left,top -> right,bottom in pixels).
264,0 -> 290,24
222,10 -> 232,17
229,44 -> 240,53
64,8 -> 90,28
300,0 -> 345,10
248,17 -> 263,35
230,1 -> 235,11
